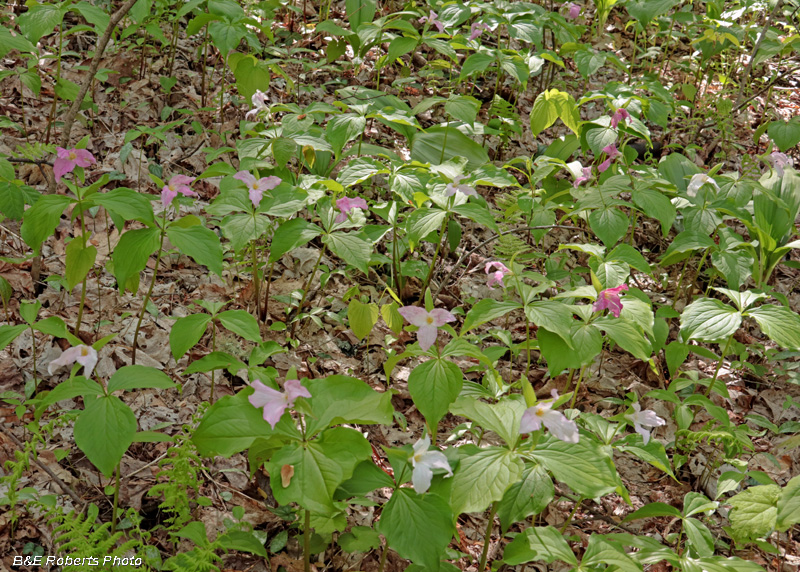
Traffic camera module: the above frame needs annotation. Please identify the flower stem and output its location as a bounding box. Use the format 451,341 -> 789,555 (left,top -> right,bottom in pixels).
210,323 -> 217,403
377,538 -> 389,572
111,462 -> 121,534
262,260 -> 276,323
560,497 -> 583,533
250,239 -> 261,319
706,335 -> 732,397
290,246 -> 326,337
420,214 -> 450,299
303,509 -> 311,572
132,215 -> 167,364
569,364 -> 588,409
477,501 -> 498,572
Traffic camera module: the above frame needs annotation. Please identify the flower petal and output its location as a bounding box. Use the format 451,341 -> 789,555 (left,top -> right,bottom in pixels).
398,306 -> 430,327
284,379 -> 312,403
416,324 -> 438,351
412,462 -> 434,494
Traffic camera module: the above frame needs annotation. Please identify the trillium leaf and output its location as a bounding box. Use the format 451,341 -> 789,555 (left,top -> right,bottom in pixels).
167,224 -> 224,276
107,365 -> 176,393
170,313 -> 213,360
408,359 -> 463,431
74,395 -> 137,477
450,447 -> 523,515
503,526 -> 577,566
729,484 -> 780,543
680,298 -> 742,343
745,304 -> 800,350
496,465 -> 555,532
528,435 -> 619,498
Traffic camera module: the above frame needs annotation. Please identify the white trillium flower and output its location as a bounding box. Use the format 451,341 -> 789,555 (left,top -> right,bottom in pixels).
625,402 -> 666,445
48,345 -> 98,378
768,151 -> 794,177
687,173 -> 719,198
520,391 -> 579,443
410,435 -> 452,494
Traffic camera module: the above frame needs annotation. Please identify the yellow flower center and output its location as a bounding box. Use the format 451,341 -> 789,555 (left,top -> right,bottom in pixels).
426,316 -> 434,325
69,152 -> 77,160
80,347 -> 89,356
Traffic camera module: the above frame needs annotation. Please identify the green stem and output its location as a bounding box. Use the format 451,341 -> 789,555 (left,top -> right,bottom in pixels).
477,502 -> 498,572
560,497 -> 583,533
706,335 -> 733,397
303,510 -> 311,572
74,201 -> 89,337
262,260 -> 276,323
289,246 -> 326,337
420,213 -> 450,298
439,125 -> 449,164
29,325 -> 38,394
673,258 -> 690,305
210,323 -> 217,403
111,462 -> 121,534
524,313 -> 533,380
377,538 -> 389,572
569,364 -> 588,409
251,239 -> 261,319
132,214 -> 167,364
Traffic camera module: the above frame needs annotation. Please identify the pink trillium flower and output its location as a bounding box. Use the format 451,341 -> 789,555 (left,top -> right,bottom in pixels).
574,166 -> 592,188
48,344 -> 98,378
234,170 -> 281,208
768,151 -> 794,177
566,2 -> 581,19
445,175 -> 477,197
245,90 -> 269,120
397,306 -> 456,351
593,283 -> 629,317
248,378 -> 311,429
419,10 -> 445,33
598,144 -> 619,173
161,175 -> 197,208
610,108 -> 631,129
625,402 -> 666,445
469,22 -> 491,41
335,197 -> 368,223
485,261 -> 511,288
54,147 -> 96,182
686,173 -> 719,198
520,390 -> 579,443
410,435 -> 453,494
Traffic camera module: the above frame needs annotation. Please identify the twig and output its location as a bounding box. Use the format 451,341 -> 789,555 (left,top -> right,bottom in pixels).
734,0 -> 782,111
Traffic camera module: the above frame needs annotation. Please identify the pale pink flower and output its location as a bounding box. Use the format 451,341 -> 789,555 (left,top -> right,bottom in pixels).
335,197 -> 368,223
610,108 -> 631,128
410,435 -> 452,494
48,344 -> 98,378
593,284 -> 629,317
566,2 -> 581,19
419,10 -> 445,33
161,175 -> 197,208
248,378 -> 311,429
245,90 -> 269,120
520,390 -> 579,443
598,144 -> 619,173
445,175 -> 477,197
485,261 -> 511,288
768,151 -> 794,177
573,166 -> 592,188
397,306 -> 456,351
234,171 -> 281,207
625,402 -> 665,445
469,22 -> 491,41
54,147 -> 96,182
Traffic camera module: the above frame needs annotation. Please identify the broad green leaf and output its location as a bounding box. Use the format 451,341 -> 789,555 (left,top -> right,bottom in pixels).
304,375 -> 393,435
323,231 -> 372,274
0,25 -> 36,56
326,114 -> 367,157
450,395 -> 527,448
348,299 -> 379,340
410,127 -> 489,169
269,218 -> 323,263
74,395 -> 137,477
625,0 -> 678,25
777,475 -> 800,530
538,326 -> 600,375
169,313 -> 213,360
632,186 -> 676,236
460,52 -> 494,79
407,359 -> 463,430
623,502 -> 682,521
728,485 -> 780,543
20,194 -> 72,255
92,188 -> 155,224
684,517 -> 714,557
0,324 -> 27,351
220,213 -> 271,252
32,316 -> 80,345
217,530 -> 268,557
337,157 -> 387,187
73,1 -> 110,31
231,54 -> 269,105
462,299 -> 521,333
529,435 -> 619,498
209,20 -> 246,56
184,351 -> 247,375
767,118 -> 800,152
450,447 -> 523,515
218,309 -> 262,343
503,526 -> 577,566
595,316 -> 652,359
337,526 -> 381,553
746,305 -> 800,350
266,427 -> 371,516
589,206 -> 629,247
608,243 -> 651,273
18,3 -> 65,42
107,365 -> 176,393
445,95 -> 480,124
582,536 -> 640,572
112,227 -> 160,292
451,203 -> 499,232
192,389 -> 276,456
167,225 -> 223,276
345,0 -> 376,32
406,208 -> 446,251
680,298 -> 741,343
524,301 -> 573,345
530,89 -> 580,138
35,376 -> 104,413
378,488 -> 454,570
65,239 -> 96,291
573,48 -> 607,78
496,464 -> 554,532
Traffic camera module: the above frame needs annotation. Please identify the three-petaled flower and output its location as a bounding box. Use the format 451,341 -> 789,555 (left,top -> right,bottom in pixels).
485,261 -> 511,288
625,402 -> 666,445
565,2 -> 581,19
445,175 -> 477,197
598,144 -> 619,173
54,147 -> 96,182
397,306 -> 456,351
610,108 -> 631,129
768,151 -> 794,177
573,166 -> 592,188
520,390 -> 579,443
245,90 -> 269,120
48,344 -> 98,378
335,197 -> 368,223
469,22 -> 491,41
234,170 -> 281,208
248,378 -> 311,429
410,435 -> 453,494
593,283 -> 628,318
161,175 -> 197,207
419,10 -> 445,33
686,173 -> 719,198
